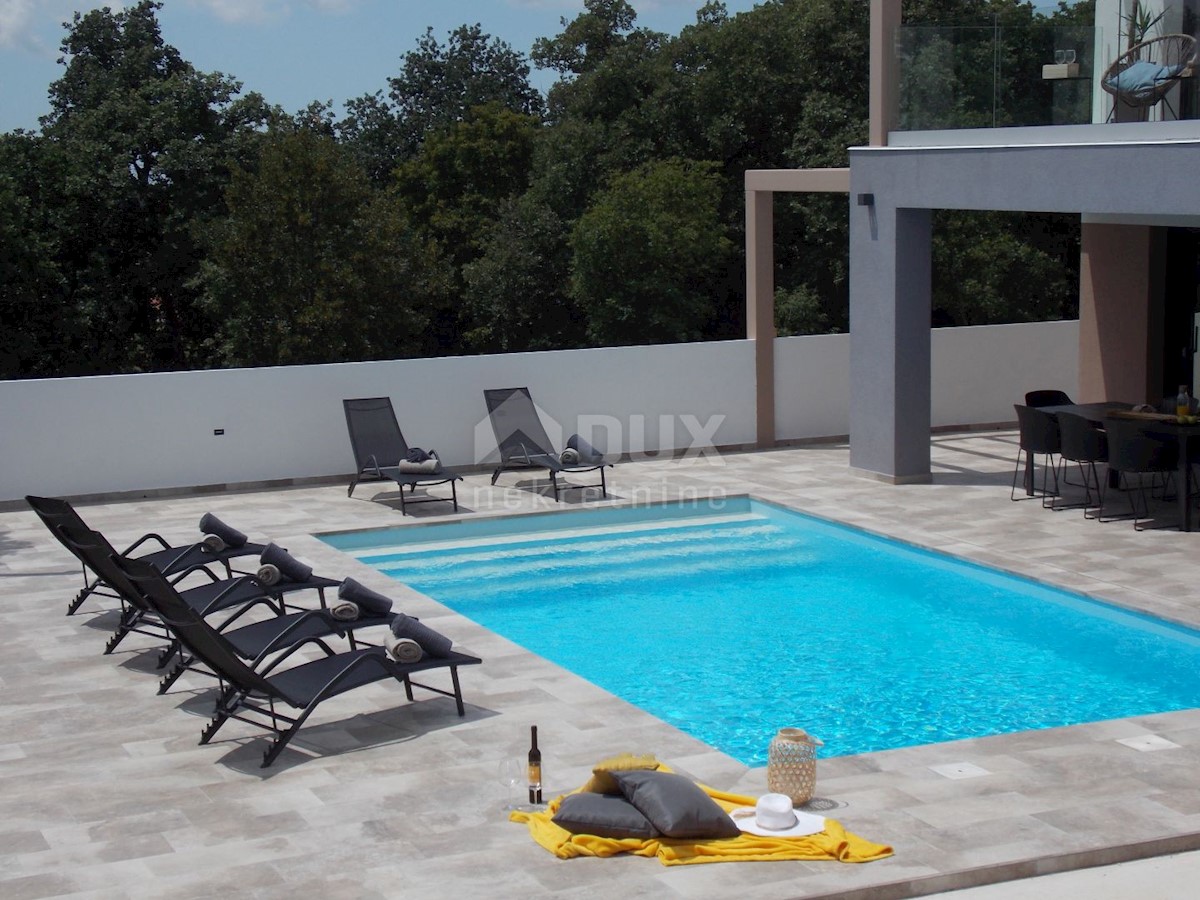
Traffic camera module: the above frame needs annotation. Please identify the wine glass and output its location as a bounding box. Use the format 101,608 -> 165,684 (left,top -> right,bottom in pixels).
498,758 -> 524,811
1065,49 -> 1077,64
1054,49 -> 1065,64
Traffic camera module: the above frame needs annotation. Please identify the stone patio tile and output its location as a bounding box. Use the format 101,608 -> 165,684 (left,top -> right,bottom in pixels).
5,432 -> 1200,898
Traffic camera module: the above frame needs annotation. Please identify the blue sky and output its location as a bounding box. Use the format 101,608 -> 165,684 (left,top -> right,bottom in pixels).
0,0 -> 762,133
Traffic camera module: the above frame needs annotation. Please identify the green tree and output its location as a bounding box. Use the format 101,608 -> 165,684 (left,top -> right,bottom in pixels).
933,210 -> 1078,325
340,91 -> 407,184
37,0 -> 272,373
570,158 -> 732,345
200,128 -> 431,366
0,134 -> 72,377
533,0 -> 639,76
343,23 -> 542,184
393,103 -> 540,353
462,195 -> 583,352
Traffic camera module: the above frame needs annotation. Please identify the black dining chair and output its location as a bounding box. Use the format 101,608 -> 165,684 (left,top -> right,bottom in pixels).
1100,417 -> 1179,530
1011,405 -> 1061,507
1025,390 -> 1074,408
1054,412 -> 1108,518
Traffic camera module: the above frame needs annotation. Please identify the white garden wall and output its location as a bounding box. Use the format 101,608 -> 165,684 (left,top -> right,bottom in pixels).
0,340 -> 754,500
773,319 -> 1079,438
0,321 -> 1078,501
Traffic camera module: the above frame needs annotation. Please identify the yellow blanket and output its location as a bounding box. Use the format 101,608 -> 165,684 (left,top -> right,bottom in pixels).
509,785 -> 893,866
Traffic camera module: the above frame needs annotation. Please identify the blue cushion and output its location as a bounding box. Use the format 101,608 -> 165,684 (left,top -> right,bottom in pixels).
1105,60 -> 1182,98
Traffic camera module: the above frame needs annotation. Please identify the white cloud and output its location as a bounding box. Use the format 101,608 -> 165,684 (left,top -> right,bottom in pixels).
186,0 -> 359,24
507,0 -> 581,10
0,0 -> 362,52
0,0 -> 131,54
188,0 -> 288,24
0,0 -> 37,48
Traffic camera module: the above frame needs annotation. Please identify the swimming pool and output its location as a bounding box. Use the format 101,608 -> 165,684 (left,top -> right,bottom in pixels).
322,498 -> 1200,766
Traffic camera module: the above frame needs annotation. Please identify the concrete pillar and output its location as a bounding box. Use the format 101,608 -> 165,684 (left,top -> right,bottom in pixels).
746,188 -> 775,447
849,201 -> 932,482
1079,222 -> 1154,403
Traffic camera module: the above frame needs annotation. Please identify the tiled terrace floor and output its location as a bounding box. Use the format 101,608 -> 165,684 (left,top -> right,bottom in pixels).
3,430 -> 1200,899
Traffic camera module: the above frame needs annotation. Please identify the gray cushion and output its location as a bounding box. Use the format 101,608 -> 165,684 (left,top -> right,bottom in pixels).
610,769 -> 740,840
551,792 -> 659,839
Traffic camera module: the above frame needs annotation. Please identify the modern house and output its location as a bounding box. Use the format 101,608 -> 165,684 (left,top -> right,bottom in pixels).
745,0 -> 1200,483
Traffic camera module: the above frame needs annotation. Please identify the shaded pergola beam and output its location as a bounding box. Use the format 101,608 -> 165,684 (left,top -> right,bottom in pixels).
744,169 -> 851,447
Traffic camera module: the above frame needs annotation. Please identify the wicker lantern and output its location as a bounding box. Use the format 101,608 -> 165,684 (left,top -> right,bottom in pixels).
766,727 -> 823,805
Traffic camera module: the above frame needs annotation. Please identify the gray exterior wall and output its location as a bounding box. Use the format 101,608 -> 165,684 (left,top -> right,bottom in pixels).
847,124 -> 1200,481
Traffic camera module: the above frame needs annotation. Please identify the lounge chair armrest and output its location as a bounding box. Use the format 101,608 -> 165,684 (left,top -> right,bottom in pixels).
257,632 -> 347,674
363,454 -> 386,478
167,563 -> 223,586
122,532 -> 173,555
212,589 -> 276,630
210,595 -> 282,629
245,610 -> 348,666
199,578 -> 268,616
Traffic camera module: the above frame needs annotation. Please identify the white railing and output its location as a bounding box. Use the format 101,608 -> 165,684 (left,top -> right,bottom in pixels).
0,320 -> 1078,501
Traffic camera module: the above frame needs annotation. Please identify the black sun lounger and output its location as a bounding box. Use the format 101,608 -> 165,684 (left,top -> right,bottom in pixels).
52,521 -> 341,665
27,495 -> 267,615
483,387 -> 612,500
59,525 -> 395,695
343,397 -> 462,514
117,555 -> 482,768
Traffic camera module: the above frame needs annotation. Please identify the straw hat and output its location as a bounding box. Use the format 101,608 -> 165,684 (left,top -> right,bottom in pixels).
729,793 -> 826,838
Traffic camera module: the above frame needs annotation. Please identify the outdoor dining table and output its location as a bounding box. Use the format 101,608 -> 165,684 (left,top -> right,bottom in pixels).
1041,401 -> 1200,532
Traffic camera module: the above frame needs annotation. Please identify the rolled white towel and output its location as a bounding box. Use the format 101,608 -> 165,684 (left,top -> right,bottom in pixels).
387,636 -> 423,663
256,563 -> 281,586
330,600 -> 359,621
202,534 -> 227,553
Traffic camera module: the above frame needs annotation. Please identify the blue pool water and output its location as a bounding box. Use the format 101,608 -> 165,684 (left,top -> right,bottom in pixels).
322,498 -> 1200,766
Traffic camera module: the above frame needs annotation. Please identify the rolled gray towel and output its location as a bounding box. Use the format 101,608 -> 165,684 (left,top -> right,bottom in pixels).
202,535 -> 226,553
386,636 -> 423,663
396,455 -> 440,474
259,543 -> 312,583
338,577 -> 393,616
559,447 -> 581,465
256,564 -> 281,586
198,513 -> 248,548
390,613 -> 452,658
330,600 -> 360,621
566,433 -> 603,464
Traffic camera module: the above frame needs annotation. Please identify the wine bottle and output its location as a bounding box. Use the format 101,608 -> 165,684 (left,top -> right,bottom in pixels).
528,725 -> 542,804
